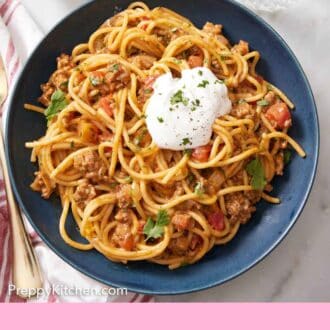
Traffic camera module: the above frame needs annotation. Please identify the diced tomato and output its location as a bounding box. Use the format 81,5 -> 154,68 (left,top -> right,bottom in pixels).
207,211 -> 225,231
188,55 -> 203,68
192,145 -> 212,162
99,96 -> 114,117
171,213 -> 191,231
265,102 -> 292,129
119,233 -> 135,251
76,73 -> 86,84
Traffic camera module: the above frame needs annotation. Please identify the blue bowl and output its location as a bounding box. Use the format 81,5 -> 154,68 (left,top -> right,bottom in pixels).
5,0 -> 319,295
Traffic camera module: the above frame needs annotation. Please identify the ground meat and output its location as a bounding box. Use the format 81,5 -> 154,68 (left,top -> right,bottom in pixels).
177,200 -> 201,212
112,223 -> 134,251
225,192 -> 256,224
168,236 -> 190,256
73,180 -> 97,209
30,171 -> 54,199
116,184 -> 132,208
38,54 -> 73,106
231,40 -> 249,55
206,169 -> 225,194
114,209 -> 134,223
128,55 -> 156,70
104,64 -> 130,92
203,22 -> 222,35
231,102 -> 256,120
153,27 -> 186,45
171,212 -> 192,231
73,150 -> 107,183
202,22 -> 229,46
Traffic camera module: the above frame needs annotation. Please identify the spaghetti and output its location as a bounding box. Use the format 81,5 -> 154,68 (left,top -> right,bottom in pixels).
25,2 -> 305,269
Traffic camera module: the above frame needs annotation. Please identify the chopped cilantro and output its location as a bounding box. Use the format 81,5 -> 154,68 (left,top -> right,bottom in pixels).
284,149 -> 292,164
60,80 -> 69,89
191,99 -> 201,111
198,70 -> 203,76
198,80 -> 209,88
109,182 -> 119,188
111,63 -> 120,72
134,128 -> 148,146
144,88 -> 153,94
183,149 -> 192,156
246,157 -> 267,190
257,99 -> 269,107
215,79 -> 224,84
124,176 -> 133,184
157,117 -> 164,123
44,90 -> 68,122
194,182 -> 205,196
170,90 -> 189,106
89,75 -> 103,86
143,210 -> 170,241
181,138 -> 191,146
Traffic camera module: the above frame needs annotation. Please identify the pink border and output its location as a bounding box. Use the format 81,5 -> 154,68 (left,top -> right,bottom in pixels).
1,303 -> 329,329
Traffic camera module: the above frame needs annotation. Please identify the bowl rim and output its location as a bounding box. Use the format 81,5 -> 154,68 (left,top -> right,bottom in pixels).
5,0 -> 320,295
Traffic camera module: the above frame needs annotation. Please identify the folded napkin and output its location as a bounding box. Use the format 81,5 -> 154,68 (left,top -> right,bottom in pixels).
0,0 -> 152,303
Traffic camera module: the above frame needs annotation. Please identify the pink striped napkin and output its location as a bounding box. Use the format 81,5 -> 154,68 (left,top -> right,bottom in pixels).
0,0 -> 153,303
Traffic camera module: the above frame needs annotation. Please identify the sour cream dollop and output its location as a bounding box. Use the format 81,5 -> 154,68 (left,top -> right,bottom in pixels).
145,67 -> 232,151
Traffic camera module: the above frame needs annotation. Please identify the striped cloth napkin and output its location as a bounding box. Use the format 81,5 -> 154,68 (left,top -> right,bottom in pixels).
0,0 -> 152,303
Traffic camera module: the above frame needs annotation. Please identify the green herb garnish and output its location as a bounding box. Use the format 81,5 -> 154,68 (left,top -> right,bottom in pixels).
246,157 -> 267,190
183,149 -> 192,156
257,99 -> 269,107
45,90 -> 68,122
284,149 -> 292,164
157,117 -> 164,123
134,128 -> 148,146
170,90 -> 189,106
124,176 -> 133,184
111,63 -> 120,72
144,88 -> 153,94
89,75 -> 103,86
198,80 -> 209,88
181,138 -> 191,146
194,182 -> 205,196
143,210 -> 170,241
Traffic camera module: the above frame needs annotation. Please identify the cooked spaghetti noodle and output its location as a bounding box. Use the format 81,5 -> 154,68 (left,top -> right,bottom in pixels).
25,2 -> 305,269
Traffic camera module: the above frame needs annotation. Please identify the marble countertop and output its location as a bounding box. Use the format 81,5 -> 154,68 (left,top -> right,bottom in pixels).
20,0 -> 329,301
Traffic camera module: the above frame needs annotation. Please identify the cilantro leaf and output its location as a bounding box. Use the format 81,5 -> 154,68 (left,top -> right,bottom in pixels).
283,149 -> 292,164
170,90 -> 189,106
194,182 -> 205,196
45,90 -> 68,121
198,80 -> 209,88
143,210 -> 170,241
246,157 -> 267,190
181,138 -> 191,146
257,99 -> 269,107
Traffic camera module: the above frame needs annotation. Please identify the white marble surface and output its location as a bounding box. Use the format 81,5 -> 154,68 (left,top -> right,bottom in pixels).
20,0 -> 329,301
